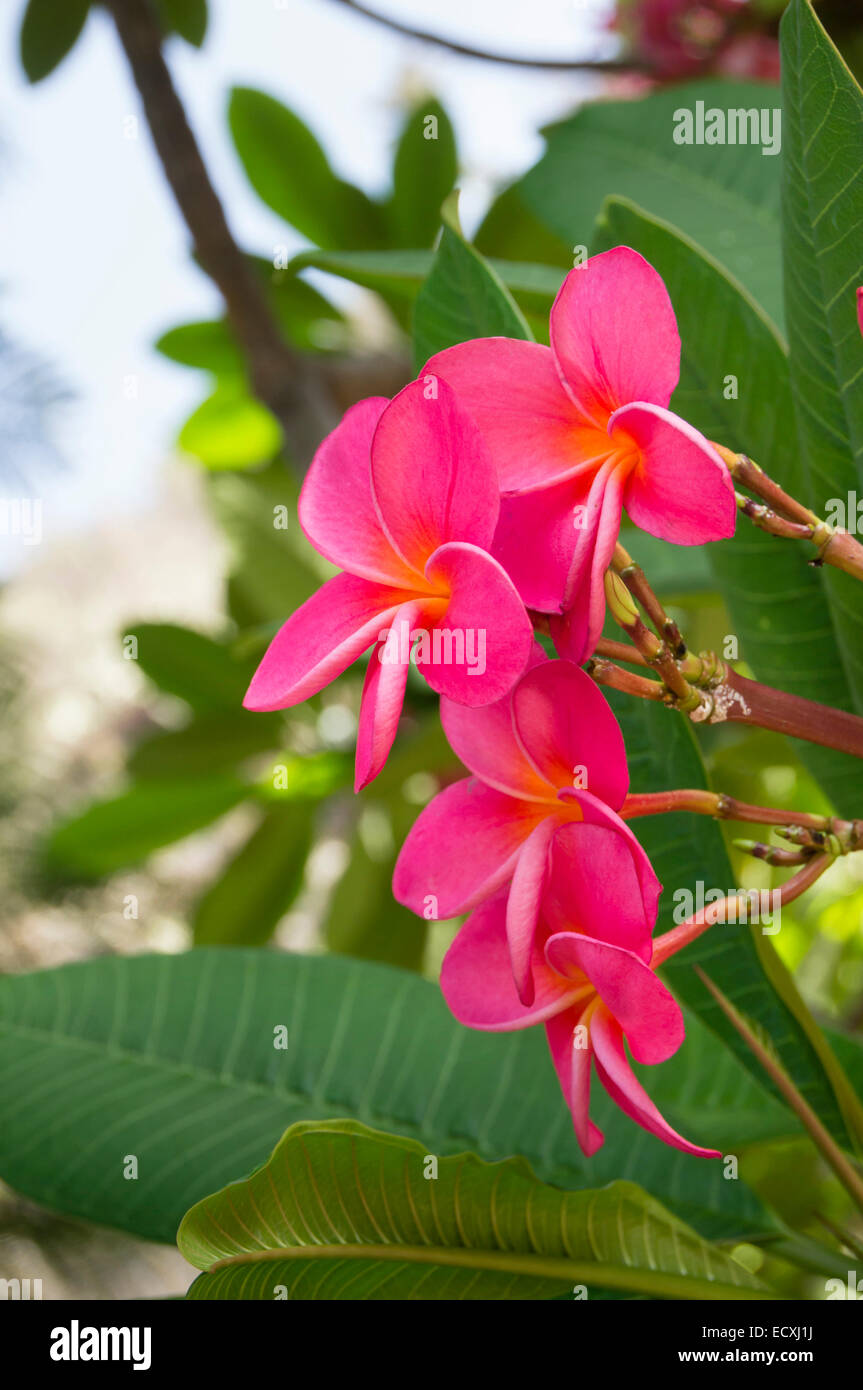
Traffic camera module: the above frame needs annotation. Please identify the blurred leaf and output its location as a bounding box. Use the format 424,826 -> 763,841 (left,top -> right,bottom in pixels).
43,778 -> 247,880
156,321 -> 243,377
781,0 -> 863,713
0,950 -> 775,1245
516,80 -> 784,327
228,87 -> 385,248
178,381 -> 281,469
257,750 -> 351,802
387,98 -> 457,248
291,246 -> 563,311
206,465 -> 322,626
180,1119 -> 764,1301
413,195 -> 532,370
324,811 -> 428,971
125,622 -> 252,713
595,197 -> 861,814
153,0 -> 207,45
193,802 -> 312,946
20,0 -> 90,83
249,261 -> 346,350
129,711 -> 283,780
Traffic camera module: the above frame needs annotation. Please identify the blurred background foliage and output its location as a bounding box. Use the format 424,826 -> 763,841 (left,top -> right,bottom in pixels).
3,0 -> 863,1299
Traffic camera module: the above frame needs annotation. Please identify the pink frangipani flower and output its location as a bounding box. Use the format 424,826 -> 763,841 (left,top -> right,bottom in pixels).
394,654 -> 661,1004
243,380 -> 533,790
425,246 -> 736,661
441,885 -> 719,1159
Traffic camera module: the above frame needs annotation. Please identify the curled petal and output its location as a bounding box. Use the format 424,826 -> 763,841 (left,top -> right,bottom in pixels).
550,247 -> 680,423
243,573 -> 414,711
370,378 -> 500,574
424,338 -> 589,494
506,816 -> 562,1005
440,892 -> 583,1031
547,795 -> 662,958
545,932 -> 684,1064
392,779 -> 545,918
614,402 -> 737,544
550,459 -> 628,663
298,396 -> 414,585
591,1009 -> 720,1158
512,659 -> 629,809
355,600 -> 428,791
545,1006 -> 604,1156
420,542 -> 533,706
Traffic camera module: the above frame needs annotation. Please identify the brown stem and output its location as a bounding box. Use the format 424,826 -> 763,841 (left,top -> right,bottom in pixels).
612,542 -> 685,654
328,0 -> 644,71
594,637 -> 647,667
704,670 -> 863,762
621,789 -> 841,831
584,658 -> 664,703
101,0 -> 336,457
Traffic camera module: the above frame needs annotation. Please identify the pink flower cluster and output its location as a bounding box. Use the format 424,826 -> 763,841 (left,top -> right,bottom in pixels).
245,247 -> 734,1157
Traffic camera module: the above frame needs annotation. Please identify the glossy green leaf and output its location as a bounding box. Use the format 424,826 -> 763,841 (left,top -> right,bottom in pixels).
0,950 -> 780,1245
193,803 -> 313,946
595,197 -> 861,812
154,0 -> 207,45
606,688 -> 857,1150
178,381 -> 281,469
781,0 -> 863,711
228,87 -> 385,249
413,196 -> 532,370
516,80 -> 784,327
180,1120 -> 764,1301
388,99 -> 457,248
124,622 -> 252,713
42,778 -> 247,880
474,183 -> 573,266
20,0 -> 90,82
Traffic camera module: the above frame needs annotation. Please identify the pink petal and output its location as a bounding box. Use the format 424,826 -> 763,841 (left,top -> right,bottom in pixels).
423,338 -> 594,494
440,892 -> 582,1031
419,542 -> 533,706
439,643 -> 553,801
614,402 -> 736,544
591,1009 -> 720,1158
369,378 -> 500,575
506,816 -> 562,1005
512,659 -> 629,809
243,572 -> 414,711
548,796 -> 662,958
545,1006 -> 604,1156
549,459 -> 628,662
355,600 -> 428,791
550,247 -> 680,423
545,932 -> 684,1064
298,396 -> 414,586
392,779 -> 545,918
491,479 -> 600,613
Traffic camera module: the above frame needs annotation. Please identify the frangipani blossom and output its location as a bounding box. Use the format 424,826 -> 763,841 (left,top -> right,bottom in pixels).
441,885 -> 719,1158
425,246 -> 736,661
244,380 -> 533,790
394,655 -> 661,1004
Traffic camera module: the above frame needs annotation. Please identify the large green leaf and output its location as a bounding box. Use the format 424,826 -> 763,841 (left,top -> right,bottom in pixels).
516,80 -> 784,327
193,803 -> 313,946
124,622 -> 253,714
387,99 -> 457,248
128,711 -> 282,781
606,687 -> 859,1151
180,1120 -> 764,1301
42,778 -> 247,880
781,0 -> 863,711
20,0 -> 90,83
413,197 -> 533,370
228,87 -> 385,249
595,197 -> 860,812
0,950 -> 782,1246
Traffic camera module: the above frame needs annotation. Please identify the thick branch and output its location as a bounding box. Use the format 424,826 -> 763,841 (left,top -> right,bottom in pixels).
327,0 -> 640,71
101,0 -> 335,456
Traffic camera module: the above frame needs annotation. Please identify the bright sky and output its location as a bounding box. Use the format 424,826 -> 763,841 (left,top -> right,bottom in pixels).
1,0 -> 614,573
